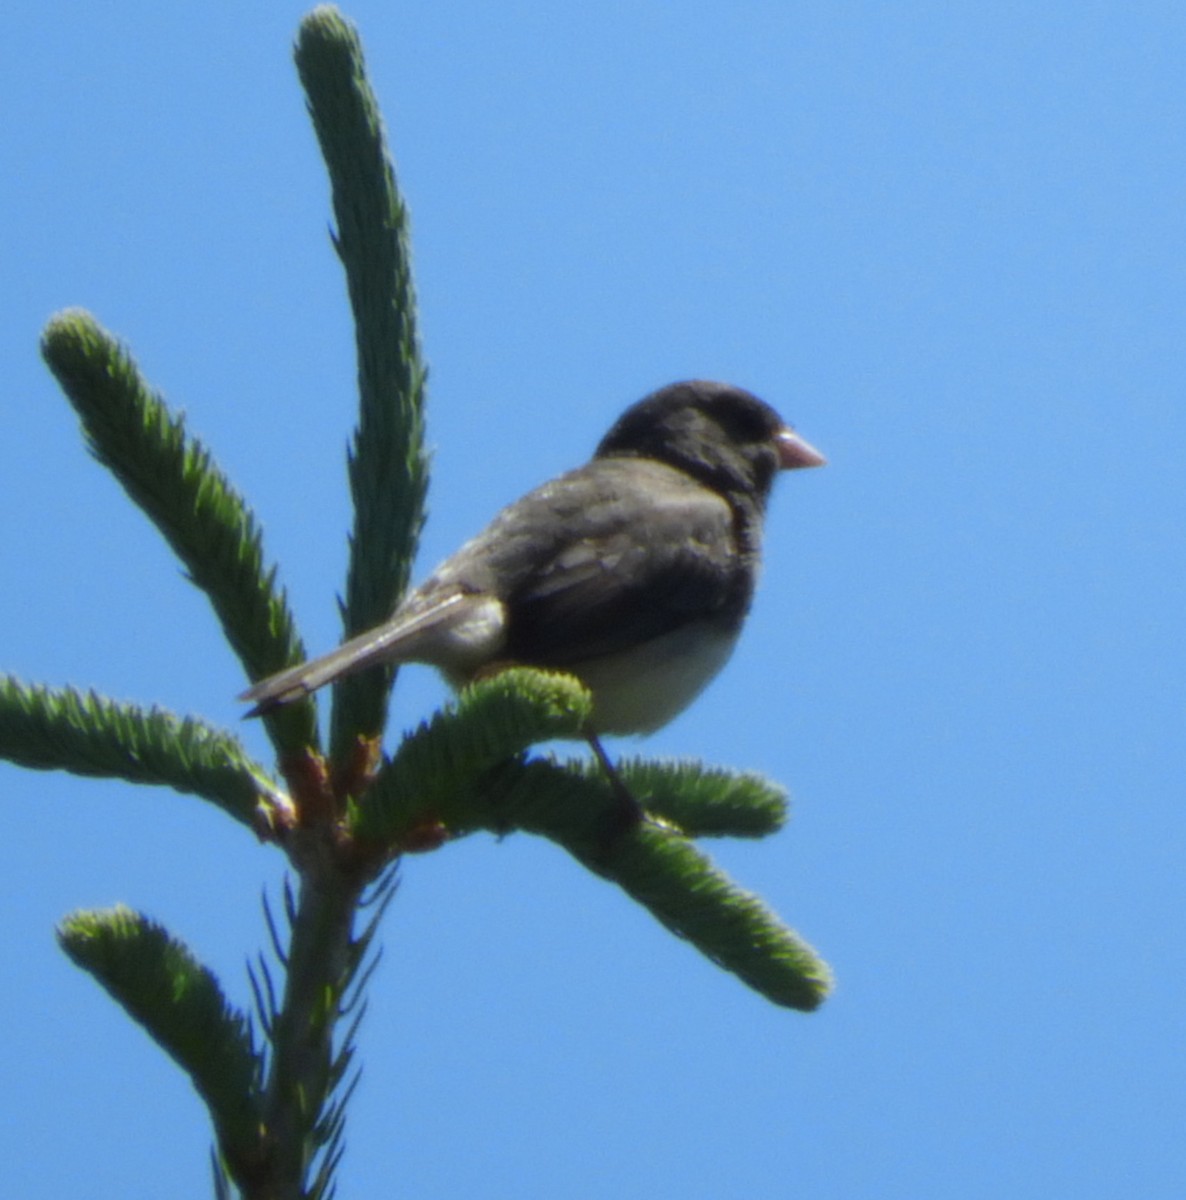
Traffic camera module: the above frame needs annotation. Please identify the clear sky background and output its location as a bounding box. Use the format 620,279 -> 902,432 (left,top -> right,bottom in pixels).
3,3 -> 1184,1197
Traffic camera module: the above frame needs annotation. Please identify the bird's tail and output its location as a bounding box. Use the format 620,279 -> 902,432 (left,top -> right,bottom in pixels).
239,626 -> 410,717
238,591 -> 485,717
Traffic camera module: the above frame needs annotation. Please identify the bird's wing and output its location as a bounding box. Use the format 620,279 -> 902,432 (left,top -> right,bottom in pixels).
488,460 -> 748,668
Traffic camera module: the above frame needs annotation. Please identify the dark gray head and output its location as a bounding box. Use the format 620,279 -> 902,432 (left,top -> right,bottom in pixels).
595,380 -> 825,506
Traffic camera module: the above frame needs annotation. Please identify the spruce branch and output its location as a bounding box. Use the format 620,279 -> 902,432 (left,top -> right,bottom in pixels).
565,755 -> 789,838
39,310 -> 318,760
606,824 -> 832,1012
0,676 -> 285,829
295,7 -> 429,761
260,867 -> 365,1199
58,907 -> 266,1184
346,671 -> 827,1007
350,668 -> 592,846
483,758 -> 833,1011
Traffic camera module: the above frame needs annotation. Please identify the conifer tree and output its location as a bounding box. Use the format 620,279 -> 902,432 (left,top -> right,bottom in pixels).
2,9 -> 831,1196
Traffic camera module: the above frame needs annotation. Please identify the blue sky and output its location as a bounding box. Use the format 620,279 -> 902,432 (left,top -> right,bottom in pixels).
3,3 -> 1184,1196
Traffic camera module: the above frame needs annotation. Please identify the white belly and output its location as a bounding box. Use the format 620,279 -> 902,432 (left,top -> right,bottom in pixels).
572,621 -> 741,735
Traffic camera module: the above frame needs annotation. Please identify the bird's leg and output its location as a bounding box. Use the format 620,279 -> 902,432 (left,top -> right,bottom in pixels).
587,735 -> 644,830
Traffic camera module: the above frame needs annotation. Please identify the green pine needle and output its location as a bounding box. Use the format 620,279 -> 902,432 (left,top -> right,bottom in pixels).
40,309 -> 318,756
483,758 -> 833,1011
295,8 -> 430,759
0,676 -> 285,828
609,825 -> 834,1011
350,669 -> 593,845
59,906 -> 265,1173
564,755 -> 789,837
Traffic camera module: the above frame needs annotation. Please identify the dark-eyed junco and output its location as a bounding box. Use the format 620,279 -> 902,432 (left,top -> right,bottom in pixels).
241,381 -> 824,743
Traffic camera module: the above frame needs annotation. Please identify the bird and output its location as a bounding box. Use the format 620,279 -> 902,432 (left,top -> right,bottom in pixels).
240,381 -> 824,760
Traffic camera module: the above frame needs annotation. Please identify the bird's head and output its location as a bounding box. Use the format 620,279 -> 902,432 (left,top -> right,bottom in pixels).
594,380 -> 825,506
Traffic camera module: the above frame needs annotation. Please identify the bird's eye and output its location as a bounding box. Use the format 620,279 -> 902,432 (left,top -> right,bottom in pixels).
715,403 -> 777,445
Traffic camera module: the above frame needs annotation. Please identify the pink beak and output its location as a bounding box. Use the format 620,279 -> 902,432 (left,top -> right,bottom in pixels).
776,427 -> 827,470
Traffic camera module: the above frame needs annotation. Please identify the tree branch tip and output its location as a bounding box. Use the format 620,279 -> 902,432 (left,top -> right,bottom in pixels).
41,308 -> 105,352
298,5 -> 357,43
